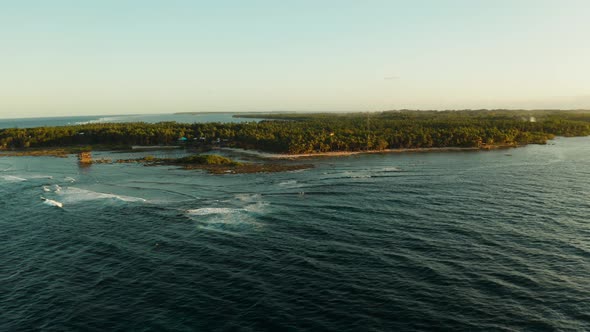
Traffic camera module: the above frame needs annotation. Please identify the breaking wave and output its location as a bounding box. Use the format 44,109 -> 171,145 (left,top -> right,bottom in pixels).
381,167 -> 402,172
41,197 -> 63,208
185,193 -> 268,229
1,175 -> 27,182
29,175 -> 54,180
56,187 -> 147,204
235,193 -> 261,201
186,207 -> 243,216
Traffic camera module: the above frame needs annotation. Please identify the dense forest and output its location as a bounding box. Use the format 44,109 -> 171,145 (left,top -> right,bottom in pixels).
1,110 -> 590,154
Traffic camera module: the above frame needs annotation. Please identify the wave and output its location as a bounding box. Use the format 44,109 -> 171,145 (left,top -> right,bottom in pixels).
235,193 -> 262,202
64,177 -> 76,183
370,175 -> 405,179
243,200 -> 269,213
336,172 -> 372,179
56,187 -> 147,203
186,207 -> 243,216
1,175 -> 27,182
29,175 -> 54,180
381,167 -> 402,172
348,174 -> 372,179
277,180 -> 306,189
319,171 -> 373,179
0,162 -> 13,172
285,168 -> 309,174
235,194 -> 268,212
319,167 -> 402,180
42,186 -> 51,192
41,197 -> 63,208
185,207 -> 251,229
186,194 -> 268,229
28,175 -> 53,180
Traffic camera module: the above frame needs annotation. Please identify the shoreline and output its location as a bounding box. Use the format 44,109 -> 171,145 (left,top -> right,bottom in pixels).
221,145 -> 518,159
0,143 -> 523,160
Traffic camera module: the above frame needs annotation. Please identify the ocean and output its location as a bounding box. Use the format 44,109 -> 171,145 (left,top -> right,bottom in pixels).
0,113 -> 258,129
1,126 -> 589,330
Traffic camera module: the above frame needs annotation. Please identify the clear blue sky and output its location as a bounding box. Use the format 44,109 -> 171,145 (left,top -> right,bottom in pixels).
1,0 -> 589,118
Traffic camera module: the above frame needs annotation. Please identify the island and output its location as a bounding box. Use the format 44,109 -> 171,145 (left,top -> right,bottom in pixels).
1,110 -> 590,172
116,154 -> 312,174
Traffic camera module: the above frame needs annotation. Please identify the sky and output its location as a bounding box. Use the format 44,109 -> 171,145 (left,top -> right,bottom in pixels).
1,0 -> 589,118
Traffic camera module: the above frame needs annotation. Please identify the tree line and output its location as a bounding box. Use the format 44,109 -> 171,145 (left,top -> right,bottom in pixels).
1,110 -> 590,154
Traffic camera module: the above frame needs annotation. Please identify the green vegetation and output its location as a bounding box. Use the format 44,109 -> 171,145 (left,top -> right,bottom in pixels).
1,110 -> 590,154
177,160 -> 311,174
115,154 -> 311,174
174,154 -> 240,166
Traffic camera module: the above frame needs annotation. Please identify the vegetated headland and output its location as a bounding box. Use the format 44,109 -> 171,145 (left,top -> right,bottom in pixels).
1,110 -> 590,170
115,154 -> 312,174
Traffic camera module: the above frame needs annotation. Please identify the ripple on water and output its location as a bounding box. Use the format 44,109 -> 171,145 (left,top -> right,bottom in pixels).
2,138 -> 590,330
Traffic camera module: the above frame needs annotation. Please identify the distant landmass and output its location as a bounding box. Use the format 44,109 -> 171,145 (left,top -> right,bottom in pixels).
1,110 -> 590,155
173,111 -> 296,115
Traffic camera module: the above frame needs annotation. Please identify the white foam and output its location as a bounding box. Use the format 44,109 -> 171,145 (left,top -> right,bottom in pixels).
56,187 -> 146,203
115,195 -> 147,202
54,184 -> 62,192
186,207 -> 242,216
41,197 -> 63,208
381,167 -> 402,172
1,175 -> 27,182
344,172 -> 372,178
235,193 -> 261,202
186,206 -> 262,230
64,177 -> 76,183
286,169 -> 308,174
30,175 -> 54,179
187,194 -> 267,229
243,201 -> 268,213
42,186 -> 51,192
0,163 -> 13,172
278,180 -> 298,186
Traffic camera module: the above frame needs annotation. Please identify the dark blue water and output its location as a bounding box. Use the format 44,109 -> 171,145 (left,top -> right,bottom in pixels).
0,113 -> 257,129
1,137 -> 590,331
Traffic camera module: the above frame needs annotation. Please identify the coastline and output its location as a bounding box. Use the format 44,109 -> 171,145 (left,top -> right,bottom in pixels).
0,144 -> 520,160
222,145 -> 518,159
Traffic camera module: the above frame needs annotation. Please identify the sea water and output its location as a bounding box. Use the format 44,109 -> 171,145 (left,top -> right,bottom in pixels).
0,113 -> 259,129
1,137 -> 589,330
